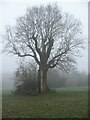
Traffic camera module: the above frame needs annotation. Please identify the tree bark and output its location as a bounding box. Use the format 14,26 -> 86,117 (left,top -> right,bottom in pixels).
38,66 -> 48,94
38,69 -> 41,94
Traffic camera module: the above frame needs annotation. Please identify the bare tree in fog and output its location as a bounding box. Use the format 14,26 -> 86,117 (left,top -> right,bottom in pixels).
3,3 -> 84,94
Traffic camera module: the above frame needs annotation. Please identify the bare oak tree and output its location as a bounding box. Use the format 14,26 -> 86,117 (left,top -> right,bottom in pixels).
3,4 -> 84,94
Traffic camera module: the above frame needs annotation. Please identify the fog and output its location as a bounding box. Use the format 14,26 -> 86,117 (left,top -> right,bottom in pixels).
2,70 -> 88,91
0,1 -> 88,90
2,73 -> 14,90
1,1 -> 88,72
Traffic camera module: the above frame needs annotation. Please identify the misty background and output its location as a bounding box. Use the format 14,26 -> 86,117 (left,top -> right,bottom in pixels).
2,70 -> 88,90
0,0 -> 88,90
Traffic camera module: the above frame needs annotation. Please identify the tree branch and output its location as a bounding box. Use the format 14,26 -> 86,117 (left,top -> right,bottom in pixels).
47,48 -> 69,68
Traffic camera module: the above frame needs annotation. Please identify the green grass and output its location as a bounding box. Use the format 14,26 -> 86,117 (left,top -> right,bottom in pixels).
2,87 -> 88,118
53,86 -> 88,92
0,90 -> 2,119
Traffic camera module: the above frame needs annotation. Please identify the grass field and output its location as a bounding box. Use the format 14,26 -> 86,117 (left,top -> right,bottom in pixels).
0,90 -> 2,119
2,87 -> 88,118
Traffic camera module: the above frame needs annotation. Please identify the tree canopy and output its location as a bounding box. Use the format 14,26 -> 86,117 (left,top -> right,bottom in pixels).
3,3 -> 84,93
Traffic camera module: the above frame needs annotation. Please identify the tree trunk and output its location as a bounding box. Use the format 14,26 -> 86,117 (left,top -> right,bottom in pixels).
38,69 -> 41,94
38,66 -> 48,94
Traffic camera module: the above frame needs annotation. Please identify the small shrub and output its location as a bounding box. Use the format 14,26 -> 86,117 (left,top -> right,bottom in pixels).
13,61 -> 38,96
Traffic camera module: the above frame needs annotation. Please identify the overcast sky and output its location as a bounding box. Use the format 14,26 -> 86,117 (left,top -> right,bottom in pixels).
0,0 -> 88,74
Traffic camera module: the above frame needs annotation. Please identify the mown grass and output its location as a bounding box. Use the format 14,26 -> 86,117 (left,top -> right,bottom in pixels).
2,87 -> 88,118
